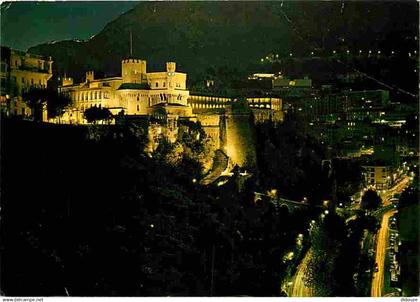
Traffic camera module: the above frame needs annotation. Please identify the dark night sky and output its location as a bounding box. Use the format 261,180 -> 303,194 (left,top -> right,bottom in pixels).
1,1 -> 138,51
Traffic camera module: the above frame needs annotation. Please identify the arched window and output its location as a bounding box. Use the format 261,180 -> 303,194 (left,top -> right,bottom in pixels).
163,82 -> 166,87
94,91 -> 97,99
99,91 -> 102,99
90,92 -> 93,100
155,82 -> 158,87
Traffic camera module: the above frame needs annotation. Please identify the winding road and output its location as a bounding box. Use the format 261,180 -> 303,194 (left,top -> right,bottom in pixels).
290,249 -> 313,297
371,176 -> 409,297
371,209 -> 396,297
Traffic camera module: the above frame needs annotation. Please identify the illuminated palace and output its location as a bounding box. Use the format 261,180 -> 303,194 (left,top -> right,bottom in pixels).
0,46 -> 53,119
58,56 -> 284,166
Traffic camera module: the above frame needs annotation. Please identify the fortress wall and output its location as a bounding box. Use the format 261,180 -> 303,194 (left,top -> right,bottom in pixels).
224,100 -> 256,168
196,114 -> 222,149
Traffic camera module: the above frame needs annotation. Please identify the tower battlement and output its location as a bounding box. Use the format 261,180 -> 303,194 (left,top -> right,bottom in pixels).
122,58 -> 145,64
85,71 -> 94,82
121,58 -> 147,83
166,62 -> 176,73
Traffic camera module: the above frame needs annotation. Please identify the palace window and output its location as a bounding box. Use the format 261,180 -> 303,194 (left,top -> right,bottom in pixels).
163,82 -> 166,87
137,105 -> 139,111
94,91 -> 97,99
99,91 -> 102,99
155,82 -> 158,87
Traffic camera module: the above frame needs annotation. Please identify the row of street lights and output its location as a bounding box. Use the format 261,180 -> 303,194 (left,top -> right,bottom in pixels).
261,49 -> 417,61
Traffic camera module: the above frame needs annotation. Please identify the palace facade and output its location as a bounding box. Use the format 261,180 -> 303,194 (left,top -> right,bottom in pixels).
0,46 -> 53,119
59,59 -> 192,124
58,56 -> 284,167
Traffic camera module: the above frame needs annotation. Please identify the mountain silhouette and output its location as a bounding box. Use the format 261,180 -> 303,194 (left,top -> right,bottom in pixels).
28,1 -> 418,85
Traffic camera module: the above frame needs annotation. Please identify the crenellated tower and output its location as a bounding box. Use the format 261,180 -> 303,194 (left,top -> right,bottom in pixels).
121,58 -> 147,84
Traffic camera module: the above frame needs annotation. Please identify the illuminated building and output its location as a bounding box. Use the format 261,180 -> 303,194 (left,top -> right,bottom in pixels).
58,60 -> 191,124
362,164 -> 393,190
272,76 -> 312,89
57,56 -> 284,167
0,46 -> 53,119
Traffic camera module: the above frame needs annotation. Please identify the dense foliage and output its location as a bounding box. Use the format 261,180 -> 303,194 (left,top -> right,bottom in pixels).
255,114 -> 329,204
83,106 -> 112,124
304,212 -> 379,296
1,118 -> 315,296
360,189 -> 381,211
22,88 -> 72,121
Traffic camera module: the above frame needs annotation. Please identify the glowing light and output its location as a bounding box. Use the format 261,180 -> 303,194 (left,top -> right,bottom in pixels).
150,224 -> 154,228
192,178 -> 197,183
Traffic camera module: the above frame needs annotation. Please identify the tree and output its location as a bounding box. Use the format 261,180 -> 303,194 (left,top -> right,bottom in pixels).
83,105 -> 112,124
304,213 -> 347,296
22,87 -> 48,122
47,92 -> 72,122
22,88 -> 72,122
360,189 -> 381,211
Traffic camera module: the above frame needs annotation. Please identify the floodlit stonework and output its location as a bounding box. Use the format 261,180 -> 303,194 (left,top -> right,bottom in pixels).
57,56 -> 284,167
0,47 -> 53,120
58,59 -> 191,124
